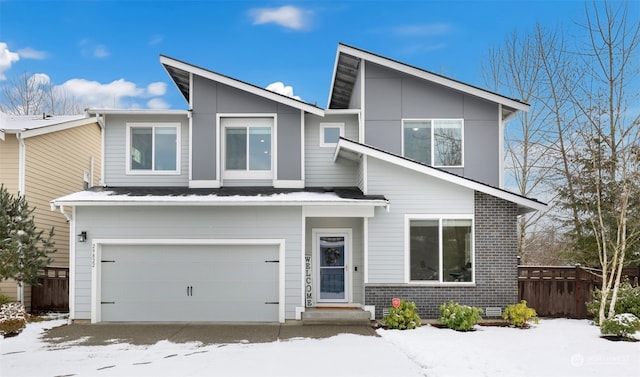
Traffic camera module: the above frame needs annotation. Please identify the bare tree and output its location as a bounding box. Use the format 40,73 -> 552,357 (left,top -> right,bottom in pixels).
0,72 -> 84,115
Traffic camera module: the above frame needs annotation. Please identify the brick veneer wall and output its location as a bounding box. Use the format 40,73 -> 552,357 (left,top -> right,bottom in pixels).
365,191 -> 519,319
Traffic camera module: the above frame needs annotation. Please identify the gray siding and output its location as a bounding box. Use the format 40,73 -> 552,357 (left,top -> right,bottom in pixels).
191,75 -> 303,183
366,157 -> 474,284
363,61 -> 501,186
304,113 -> 359,187
103,114 -> 189,186
305,217 -> 364,304
73,206 -> 302,320
365,191 -> 519,319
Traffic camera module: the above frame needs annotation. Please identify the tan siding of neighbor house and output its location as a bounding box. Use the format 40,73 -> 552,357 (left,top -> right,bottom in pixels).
0,136 -> 20,300
24,122 -> 102,270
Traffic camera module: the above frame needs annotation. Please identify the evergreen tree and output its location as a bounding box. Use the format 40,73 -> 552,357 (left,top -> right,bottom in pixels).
0,184 -> 55,287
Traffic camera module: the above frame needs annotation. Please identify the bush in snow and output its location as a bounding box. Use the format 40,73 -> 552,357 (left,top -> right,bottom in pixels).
586,281 -> 640,325
0,302 -> 27,337
439,301 -> 483,331
600,313 -> 640,339
382,298 -> 422,330
0,294 -> 10,306
503,300 -> 539,328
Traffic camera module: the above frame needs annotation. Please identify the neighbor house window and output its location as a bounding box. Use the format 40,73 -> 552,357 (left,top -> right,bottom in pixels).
222,117 -> 274,179
319,123 -> 344,147
403,119 -> 463,167
407,216 -> 473,283
127,123 -> 180,174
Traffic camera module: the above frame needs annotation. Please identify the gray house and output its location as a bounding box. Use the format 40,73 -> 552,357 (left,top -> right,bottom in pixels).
52,43 -> 546,323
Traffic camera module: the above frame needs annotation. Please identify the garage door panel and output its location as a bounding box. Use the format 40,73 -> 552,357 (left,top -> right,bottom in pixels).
101,244 -> 279,322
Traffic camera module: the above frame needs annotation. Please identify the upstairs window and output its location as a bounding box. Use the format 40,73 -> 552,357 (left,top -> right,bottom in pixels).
127,123 -> 179,174
402,119 -> 463,167
319,123 -> 344,147
222,117 -> 273,179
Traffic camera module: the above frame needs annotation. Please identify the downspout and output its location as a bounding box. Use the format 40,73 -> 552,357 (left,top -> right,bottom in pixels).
16,133 -> 26,304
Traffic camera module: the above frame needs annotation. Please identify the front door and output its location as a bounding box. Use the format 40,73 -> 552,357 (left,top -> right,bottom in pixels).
315,231 -> 350,303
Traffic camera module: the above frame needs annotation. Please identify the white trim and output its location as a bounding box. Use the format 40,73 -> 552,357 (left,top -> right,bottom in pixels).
87,109 -> 189,116
17,117 -> 100,139
17,134 -> 25,194
336,138 -> 547,214
319,123 -> 345,147
362,154 -> 368,195
160,55 -> 324,116
312,229 -> 352,304
91,238 -> 286,323
188,75 -> 194,183
363,217 -> 369,284
360,61 -> 366,141
324,109 -> 361,115
300,110 -> 305,182
125,122 -> 181,175
498,104 -> 505,188
188,180 -> 221,188
404,214 -> 475,285
53,197 -> 389,208
273,180 -> 304,189
100,114 -> 106,185
401,118 -> 464,168
219,115 -> 276,182
69,207 -> 76,320
337,44 -> 529,112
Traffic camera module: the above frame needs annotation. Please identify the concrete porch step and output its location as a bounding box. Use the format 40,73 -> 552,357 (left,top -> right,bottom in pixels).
302,307 -> 372,325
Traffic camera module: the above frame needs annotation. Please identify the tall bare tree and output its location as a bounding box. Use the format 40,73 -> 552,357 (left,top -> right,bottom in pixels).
0,72 -> 84,115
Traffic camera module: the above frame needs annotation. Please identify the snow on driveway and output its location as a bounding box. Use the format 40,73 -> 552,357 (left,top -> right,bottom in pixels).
1,318 -> 638,377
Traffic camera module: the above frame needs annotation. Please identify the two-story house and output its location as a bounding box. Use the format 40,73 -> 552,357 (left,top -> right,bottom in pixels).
0,113 -> 102,311
52,43 -> 546,323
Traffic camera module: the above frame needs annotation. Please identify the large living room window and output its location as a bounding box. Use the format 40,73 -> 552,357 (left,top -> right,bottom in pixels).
127,123 -> 180,174
222,117 -> 273,179
406,216 -> 473,283
402,119 -> 463,167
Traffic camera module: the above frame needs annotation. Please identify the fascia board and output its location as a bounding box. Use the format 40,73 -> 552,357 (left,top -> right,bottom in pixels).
336,138 -> 547,213
51,199 -> 388,207
87,109 -> 189,116
337,44 -> 530,112
19,117 -> 101,139
160,56 -> 325,117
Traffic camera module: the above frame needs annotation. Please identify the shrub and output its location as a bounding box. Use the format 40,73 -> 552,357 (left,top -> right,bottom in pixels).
0,294 -> 10,306
600,313 -> 640,338
382,298 -> 422,330
439,301 -> 483,331
503,300 -> 539,328
587,281 -> 640,324
0,302 -> 27,337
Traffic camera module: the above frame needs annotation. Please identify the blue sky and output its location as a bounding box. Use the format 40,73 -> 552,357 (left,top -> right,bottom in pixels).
0,0 -> 635,111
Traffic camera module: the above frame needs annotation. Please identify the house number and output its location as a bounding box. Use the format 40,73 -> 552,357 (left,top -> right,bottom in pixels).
305,255 -> 313,307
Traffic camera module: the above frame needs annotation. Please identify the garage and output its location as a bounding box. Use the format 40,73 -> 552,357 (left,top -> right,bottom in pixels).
98,243 -> 280,322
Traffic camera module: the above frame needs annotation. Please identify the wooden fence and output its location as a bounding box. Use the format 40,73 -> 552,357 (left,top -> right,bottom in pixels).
31,267 -> 69,313
518,265 -> 640,319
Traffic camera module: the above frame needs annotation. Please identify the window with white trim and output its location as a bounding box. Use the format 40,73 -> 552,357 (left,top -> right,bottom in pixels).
407,216 -> 473,283
319,123 -> 344,147
127,123 -> 180,174
402,119 -> 463,167
222,117 -> 273,179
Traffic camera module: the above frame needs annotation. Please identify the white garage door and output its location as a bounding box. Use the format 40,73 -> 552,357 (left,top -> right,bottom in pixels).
100,244 -> 279,322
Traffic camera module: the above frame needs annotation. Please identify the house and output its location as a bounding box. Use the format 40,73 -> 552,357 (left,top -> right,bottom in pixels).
0,113 -> 102,310
51,43 -> 546,323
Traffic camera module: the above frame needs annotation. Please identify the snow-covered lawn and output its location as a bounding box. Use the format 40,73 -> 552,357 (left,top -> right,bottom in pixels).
1,317 -> 638,377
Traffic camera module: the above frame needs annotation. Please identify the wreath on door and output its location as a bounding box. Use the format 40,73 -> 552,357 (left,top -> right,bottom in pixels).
324,247 -> 341,265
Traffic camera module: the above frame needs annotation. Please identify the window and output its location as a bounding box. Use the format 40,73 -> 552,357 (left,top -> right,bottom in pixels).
319,123 -> 344,147
127,123 -> 179,174
407,216 -> 473,283
403,119 -> 463,167
222,117 -> 273,179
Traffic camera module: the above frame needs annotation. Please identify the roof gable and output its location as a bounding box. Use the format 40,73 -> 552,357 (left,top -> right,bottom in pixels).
0,113 -> 100,139
334,137 -> 547,215
160,55 -> 325,116
328,43 -> 529,116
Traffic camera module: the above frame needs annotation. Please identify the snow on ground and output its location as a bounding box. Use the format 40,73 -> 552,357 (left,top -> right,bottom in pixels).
1,318 -> 639,377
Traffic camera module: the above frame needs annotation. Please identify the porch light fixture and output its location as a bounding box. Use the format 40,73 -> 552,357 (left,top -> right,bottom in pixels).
77,231 -> 87,242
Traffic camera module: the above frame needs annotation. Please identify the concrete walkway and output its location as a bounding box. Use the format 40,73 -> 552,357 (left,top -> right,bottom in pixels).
42,323 -> 378,347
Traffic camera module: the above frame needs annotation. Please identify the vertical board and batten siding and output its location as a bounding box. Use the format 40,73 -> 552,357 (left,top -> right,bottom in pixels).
103,114 -> 189,186
304,113 -> 359,187
365,157 -> 474,283
0,136 -> 20,300
73,206 -> 302,320
24,123 -> 102,269
305,217 -> 365,304
363,61 -> 501,187
191,75 -> 302,183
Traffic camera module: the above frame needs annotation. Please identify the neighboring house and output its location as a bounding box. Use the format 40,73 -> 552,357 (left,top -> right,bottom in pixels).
51,43 -> 546,323
0,113 -> 102,310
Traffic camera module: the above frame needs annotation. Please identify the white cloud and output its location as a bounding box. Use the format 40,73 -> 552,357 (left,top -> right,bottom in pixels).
0,42 -> 20,80
78,39 -> 110,59
265,82 -> 301,100
147,98 -> 169,109
93,45 -> 110,58
147,82 -> 167,96
250,6 -> 310,30
28,73 -> 51,87
58,78 -> 145,108
17,47 -> 47,60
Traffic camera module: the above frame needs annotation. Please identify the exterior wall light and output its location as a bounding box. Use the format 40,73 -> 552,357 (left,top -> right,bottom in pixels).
77,231 -> 87,242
